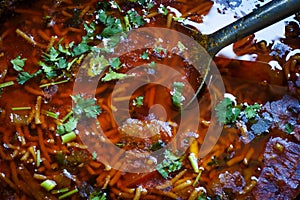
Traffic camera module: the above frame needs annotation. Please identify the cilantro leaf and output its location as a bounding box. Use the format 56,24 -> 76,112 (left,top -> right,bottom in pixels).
156,150 -> 182,179
43,47 -> 60,62
171,82 -> 185,108
72,42 -> 91,56
87,55 -> 109,77
133,96 -> 144,107
57,117 -> 78,135
97,10 -> 123,38
11,55 -> 26,72
215,97 -> 241,124
244,103 -> 261,119
17,70 -> 42,85
284,123 -> 294,134
71,94 -> 101,118
109,57 -> 122,70
126,10 -> 145,28
140,51 -> 149,60
158,4 -> 168,15
101,68 -> 132,82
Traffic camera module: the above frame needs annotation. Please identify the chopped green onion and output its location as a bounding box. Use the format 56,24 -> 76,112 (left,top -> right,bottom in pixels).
40,179 -> 57,191
193,167 -> 204,187
61,111 -> 73,123
11,107 -> 32,111
41,110 -> 58,119
61,131 -> 77,144
188,153 -> 199,173
36,149 -> 41,167
51,187 -> 69,194
58,188 -> 78,199
0,81 -> 14,89
39,79 -> 69,88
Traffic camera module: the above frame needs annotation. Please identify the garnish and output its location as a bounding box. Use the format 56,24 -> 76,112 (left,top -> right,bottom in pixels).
285,123 -> 294,134
51,188 -> 69,194
61,131 -> 77,144
156,150 -> 183,178
126,9 -> 145,28
0,81 -> 14,89
171,82 -> 185,108
39,79 -> 69,88
92,152 -> 97,160
17,70 -> 42,84
11,55 -> 26,72
90,191 -> 107,200
244,103 -> 261,120
36,149 -> 41,167
11,106 -> 32,111
109,57 -> 122,70
140,51 -> 149,60
133,96 -> 144,107
40,179 -> 57,191
58,188 -> 78,200
57,117 -> 78,135
177,41 -> 187,53
71,94 -> 101,118
101,68 -> 132,82
215,97 -> 241,124
158,4 -> 168,15
188,153 -> 199,173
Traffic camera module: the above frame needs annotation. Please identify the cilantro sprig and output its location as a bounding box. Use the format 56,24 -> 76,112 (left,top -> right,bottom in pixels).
57,94 -> 101,136
215,97 -> 261,124
71,94 -> 101,118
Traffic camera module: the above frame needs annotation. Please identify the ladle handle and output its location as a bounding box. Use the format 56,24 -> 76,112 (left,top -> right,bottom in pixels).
207,0 -> 300,56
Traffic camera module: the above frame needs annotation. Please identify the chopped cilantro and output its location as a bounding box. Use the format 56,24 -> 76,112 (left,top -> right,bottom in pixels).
88,55 -> 109,77
101,68 -> 132,82
133,96 -> 144,107
109,57 -> 122,70
156,150 -> 182,179
11,55 -> 26,72
284,123 -> 294,134
140,51 -> 149,60
130,0 -> 154,9
149,61 -> 156,68
244,103 -> 261,119
177,41 -> 187,52
92,152 -> 97,160
158,4 -> 168,15
72,42 -> 91,56
71,94 -> 101,118
17,70 -> 42,85
215,97 -> 241,124
56,117 -> 78,135
96,10 -> 123,38
215,96 -> 262,124
126,9 -> 145,28
171,82 -> 185,108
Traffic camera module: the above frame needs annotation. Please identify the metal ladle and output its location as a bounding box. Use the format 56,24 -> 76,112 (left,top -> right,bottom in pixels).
189,0 -> 300,99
